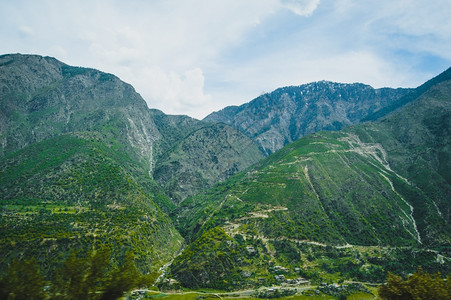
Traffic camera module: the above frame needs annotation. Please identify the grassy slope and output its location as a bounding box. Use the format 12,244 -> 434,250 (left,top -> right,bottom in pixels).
0,133 -> 183,276
350,82 -> 451,247
177,131 -> 426,247
169,70 -> 451,289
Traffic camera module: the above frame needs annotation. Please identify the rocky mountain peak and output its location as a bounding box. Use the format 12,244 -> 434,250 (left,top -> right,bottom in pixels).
205,80 -> 411,155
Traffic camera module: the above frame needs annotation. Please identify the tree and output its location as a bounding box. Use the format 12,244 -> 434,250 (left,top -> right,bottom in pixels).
0,258 -> 46,300
378,272 -> 411,299
378,268 -> 450,300
101,251 -> 140,299
51,246 -> 113,299
1,247 -> 142,300
85,246 -> 111,293
53,251 -> 90,299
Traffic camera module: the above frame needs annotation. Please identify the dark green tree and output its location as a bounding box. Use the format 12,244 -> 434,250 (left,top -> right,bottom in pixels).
101,251 -> 140,299
0,258 -> 46,300
85,246 -> 112,294
53,251 -> 89,299
51,246 -> 112,299
379,268 -> 450,300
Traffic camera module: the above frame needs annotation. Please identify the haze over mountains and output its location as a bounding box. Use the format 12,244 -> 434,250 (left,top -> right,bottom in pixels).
0,54 -> 449,296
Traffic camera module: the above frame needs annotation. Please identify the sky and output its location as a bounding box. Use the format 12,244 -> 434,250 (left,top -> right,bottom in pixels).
1,0 -> 450,119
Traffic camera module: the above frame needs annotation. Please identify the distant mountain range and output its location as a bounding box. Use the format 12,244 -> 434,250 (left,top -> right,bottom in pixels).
204,81 -> 411,155
0,54 -> 449,295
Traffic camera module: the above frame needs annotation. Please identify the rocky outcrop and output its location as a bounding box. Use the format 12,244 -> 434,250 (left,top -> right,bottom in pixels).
0,54 -> 160,163
154,123 -> 263,202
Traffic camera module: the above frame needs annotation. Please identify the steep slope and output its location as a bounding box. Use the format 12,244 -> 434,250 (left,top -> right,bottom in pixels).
150,110 -> 264,202
0,134 -> 183,275
170,68 -> 450,289
351,69 -> 451,247
0,54 -> 263,203
177,131 -> 431,247
0,54 -> 159,164
204,81 -> 411,155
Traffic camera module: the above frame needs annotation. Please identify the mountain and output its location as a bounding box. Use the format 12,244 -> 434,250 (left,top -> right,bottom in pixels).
0,54 -> 262,277
169,68 -> 451,289
0,54 -> 263,204
0,54 -> 159,161
1,53 -> 449,295
204,81 -> 411,155
153,121 -> 264,203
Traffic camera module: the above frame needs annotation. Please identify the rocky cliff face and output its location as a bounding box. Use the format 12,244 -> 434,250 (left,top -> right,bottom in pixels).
153,123 -> 263,202
0,54 -> 160,166
204,81 -> 411,155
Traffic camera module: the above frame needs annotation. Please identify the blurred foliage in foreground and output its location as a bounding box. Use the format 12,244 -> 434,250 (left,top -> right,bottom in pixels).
378,267 -> 451,300
0,246 -> 155,300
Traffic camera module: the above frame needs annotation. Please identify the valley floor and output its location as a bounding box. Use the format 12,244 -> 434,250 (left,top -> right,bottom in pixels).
126,282 -> 379,300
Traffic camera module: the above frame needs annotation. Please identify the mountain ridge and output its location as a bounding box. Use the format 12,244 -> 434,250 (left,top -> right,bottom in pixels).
204,80 -> 412,155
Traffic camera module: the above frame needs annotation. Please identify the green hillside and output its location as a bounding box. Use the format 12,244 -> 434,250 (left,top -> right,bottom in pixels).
169,68 -> 451,289
0,133 -> 183,276
177,131 -> 419,246
350,76 -> 451,247
0,54 -> 449,297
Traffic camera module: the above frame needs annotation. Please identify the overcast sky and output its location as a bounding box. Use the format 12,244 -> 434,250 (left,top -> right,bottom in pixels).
1,0 -> 450,119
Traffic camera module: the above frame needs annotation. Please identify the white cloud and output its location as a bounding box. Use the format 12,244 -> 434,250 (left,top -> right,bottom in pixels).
364,1 -> 451,60
281,0 -> 321,16
63,0 -> 281,118
220,49 -> 414,97
18,25 -> 34,38
0,0 -> 450,119
150,67 -> 211,114
120,65 -> 211,118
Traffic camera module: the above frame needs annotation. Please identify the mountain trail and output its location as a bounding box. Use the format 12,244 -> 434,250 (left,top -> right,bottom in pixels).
223,205 -> 287,236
